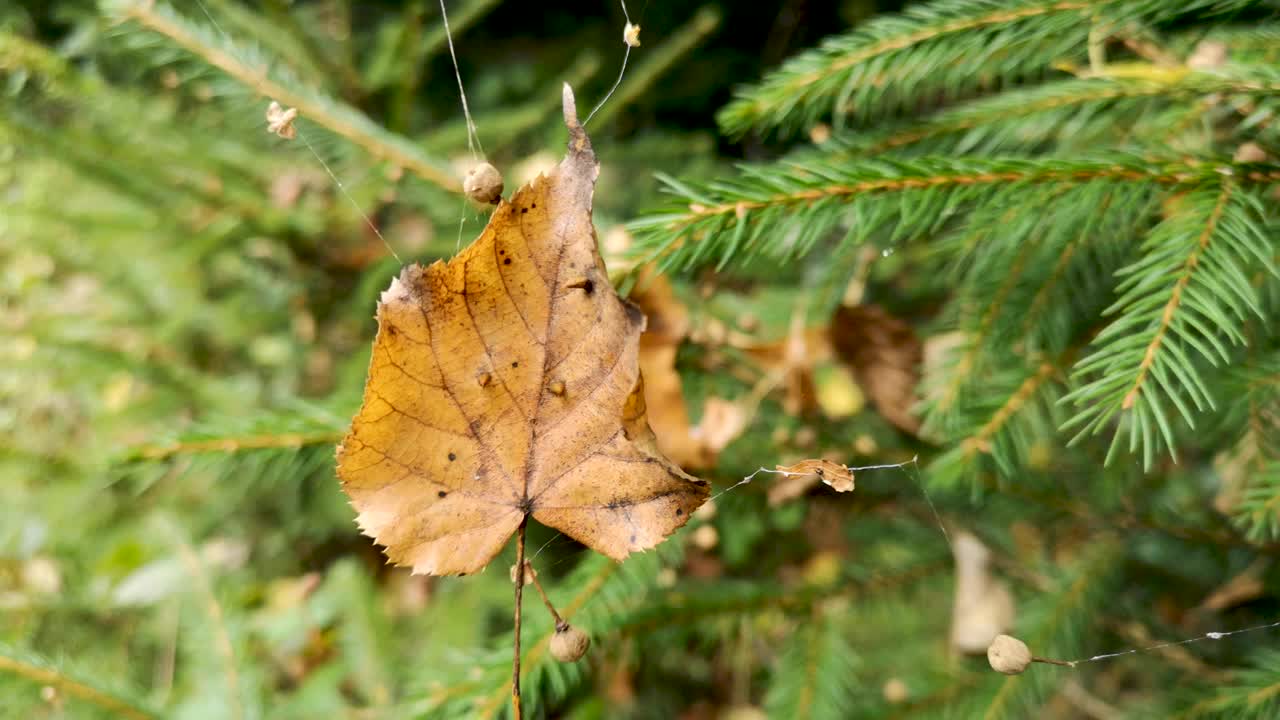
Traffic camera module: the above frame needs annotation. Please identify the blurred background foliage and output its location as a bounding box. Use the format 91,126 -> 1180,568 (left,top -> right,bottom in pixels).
2,0 -> 1280,718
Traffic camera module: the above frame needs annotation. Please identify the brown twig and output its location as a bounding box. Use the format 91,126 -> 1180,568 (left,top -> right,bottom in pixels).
512,517 -> 528,720
1033,656 -> 1077,668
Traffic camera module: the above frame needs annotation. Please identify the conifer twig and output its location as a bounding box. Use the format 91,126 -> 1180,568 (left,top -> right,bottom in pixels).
769,1 -> 1091,103
171,530 -> 245,720
0,651 -> 156,720
259,0 -> 363,99
1120,182 -> 1232,411
961,359 -> 1062,457
119,0 -> 461,193
132,430 -> 342,460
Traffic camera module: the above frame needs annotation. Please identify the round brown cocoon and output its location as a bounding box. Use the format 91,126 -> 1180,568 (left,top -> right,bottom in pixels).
550,622 -> 590,663
987,634 -> 1032,675
463,162 -> 504,205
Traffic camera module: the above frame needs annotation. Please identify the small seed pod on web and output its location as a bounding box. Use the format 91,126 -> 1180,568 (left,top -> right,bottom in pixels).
987,634 -> 1032,675
550,621 -> 590,663
623,22 -> 642,48
463,162 -> 504,205
509,562 -> 536,587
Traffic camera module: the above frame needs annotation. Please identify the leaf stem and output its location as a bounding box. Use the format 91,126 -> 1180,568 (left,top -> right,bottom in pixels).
523,560 -> 565,626
512,517 -> 528,720
1033,655 -> 1077,668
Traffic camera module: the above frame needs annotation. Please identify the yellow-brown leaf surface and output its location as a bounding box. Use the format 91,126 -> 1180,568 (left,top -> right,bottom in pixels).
336,87 -> 709,576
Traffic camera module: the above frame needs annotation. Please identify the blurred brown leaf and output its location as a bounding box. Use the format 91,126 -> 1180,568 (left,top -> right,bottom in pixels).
829,304 -> 922,434
950,531 -> 1015,654
632,273 -> 750,469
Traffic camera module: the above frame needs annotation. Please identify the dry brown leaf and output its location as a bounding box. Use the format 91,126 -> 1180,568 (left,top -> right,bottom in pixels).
631,271 -> 704,467
950,531 -> 1015,654
766,458 -> 855,506
632,273 -> 748,469
736,305 -> 833,418
336,87 -> 709,576
781,307 -> 821,416
781,458 -> 855,492
829,304 -> 922,434
691,397 -> 748,459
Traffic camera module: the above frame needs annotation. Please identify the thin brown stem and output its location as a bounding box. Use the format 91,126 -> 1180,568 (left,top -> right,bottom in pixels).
524,560 -> 564,627
1033,656 -> 1077,668
512,517 -> 528,720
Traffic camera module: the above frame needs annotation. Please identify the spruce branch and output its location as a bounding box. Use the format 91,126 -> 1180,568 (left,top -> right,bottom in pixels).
205,0 -> 354,96
765,611 -> 860,719
0,646 -> 158,720
927,350 -> 1075,487
963,358 -> 1063,457
1225,356 -> 1280,540
1177,650 -> 1280,718
167,521 -> 246,720
718,0 -> 1264,138
850,66 -> 1280,154
932,240 -> 1042,416
1063,183 -> 1277,466
619,563 -> 946,636
719,0 -> 1097,137
111,0 -> 461,193
131,430 -> 342,460
631,156 -> 1278,272
1123,185 -> 1234,410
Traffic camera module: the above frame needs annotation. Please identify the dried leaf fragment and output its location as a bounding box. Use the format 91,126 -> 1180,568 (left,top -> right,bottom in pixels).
950,531 -> 1015,654
767,458 -> 855,506
336,86 -> 709,576
779,458 -> 855,492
